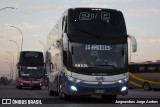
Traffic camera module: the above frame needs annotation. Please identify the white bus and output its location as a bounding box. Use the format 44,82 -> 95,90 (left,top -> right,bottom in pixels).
46,8 -> 137,101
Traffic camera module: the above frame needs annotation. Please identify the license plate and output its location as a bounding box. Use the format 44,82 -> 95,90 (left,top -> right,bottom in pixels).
95,89 -> 105,93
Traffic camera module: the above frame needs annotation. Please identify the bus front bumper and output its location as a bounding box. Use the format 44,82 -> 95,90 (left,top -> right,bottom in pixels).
62,81 -> 128,96
17,81 -> 43,87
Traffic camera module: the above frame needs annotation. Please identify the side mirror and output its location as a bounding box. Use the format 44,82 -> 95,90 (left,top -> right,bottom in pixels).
16,63 -> 20,69
16,62 -> 22,70
50,62 -> 53,69
63,33 -> 68,51
44,63 -> 46,69
128,35 -> 137,52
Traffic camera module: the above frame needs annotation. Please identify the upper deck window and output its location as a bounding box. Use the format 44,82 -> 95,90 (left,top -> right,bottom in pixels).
19,51 -> 44,66
67,8 -> 127,37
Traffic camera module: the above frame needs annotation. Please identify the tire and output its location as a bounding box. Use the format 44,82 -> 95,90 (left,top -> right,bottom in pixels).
142,82 -> 152,91
48,85 -> 54,96
18,86 -> 22,89
38,87 -> 41,90
59,84 -> 70,100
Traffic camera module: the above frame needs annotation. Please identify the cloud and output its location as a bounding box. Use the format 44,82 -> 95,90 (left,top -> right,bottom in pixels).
0,35 -> 8,40
124,8 -> 160,17
137,39 -> 160,45
9,22 -> 40,31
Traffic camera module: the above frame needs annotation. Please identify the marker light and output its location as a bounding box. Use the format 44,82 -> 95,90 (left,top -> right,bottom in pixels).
121,86 -> 127,91
71,86 -> 77,91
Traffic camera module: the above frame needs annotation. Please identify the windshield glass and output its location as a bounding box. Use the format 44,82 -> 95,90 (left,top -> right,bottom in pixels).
20,66 -> 44,78
68,8 -> 127,37
71,43 -> 127,70
20,52 -> 44,66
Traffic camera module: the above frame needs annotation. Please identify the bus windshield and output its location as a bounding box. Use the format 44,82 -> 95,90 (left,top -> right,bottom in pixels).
19,51 -> 44,66
71,42 -> 127,70
68,8 -> 127,37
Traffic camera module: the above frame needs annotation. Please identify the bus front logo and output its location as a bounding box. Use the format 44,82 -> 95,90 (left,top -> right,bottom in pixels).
95,76 -> 105,81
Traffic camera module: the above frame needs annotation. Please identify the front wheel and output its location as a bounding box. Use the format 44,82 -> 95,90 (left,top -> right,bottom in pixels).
142,82 -> 152,91
18,86 -> 22,89
59,85 -> 70,100
48,85 -> 54,96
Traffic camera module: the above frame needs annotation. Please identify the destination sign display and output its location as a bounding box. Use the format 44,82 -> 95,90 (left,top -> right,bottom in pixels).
79,12 -> 110,23
85,45 -> 112,51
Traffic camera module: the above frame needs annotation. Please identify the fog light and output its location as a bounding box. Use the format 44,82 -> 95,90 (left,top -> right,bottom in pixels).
71,86 -> 77,91
40,83 -> 42,86
20,83 -> 23,85
121,86 -> 127,91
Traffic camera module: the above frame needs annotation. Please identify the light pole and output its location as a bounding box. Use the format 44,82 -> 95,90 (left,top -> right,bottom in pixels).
39,41 -> 45,53
39,41 -> 46,62
9,40 -> 20,56
10,26 -> 23,52
6,51 -> 14,80
0,7 -> 15,12
9,40 -> 19,53
5,61 -> 12,80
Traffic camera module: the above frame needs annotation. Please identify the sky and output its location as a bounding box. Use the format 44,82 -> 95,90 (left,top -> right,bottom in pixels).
0,0 -> 160,77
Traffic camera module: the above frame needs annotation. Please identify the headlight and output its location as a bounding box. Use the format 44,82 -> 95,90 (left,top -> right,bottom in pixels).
19,78 -> 24,82
118,80 -> 123,84
70,86 -> 77,91
121,86 -> 127,91
68,76 -> 82,83
68,76 -> 74,81
123,78 -> 128,82
117,78 -> 128,84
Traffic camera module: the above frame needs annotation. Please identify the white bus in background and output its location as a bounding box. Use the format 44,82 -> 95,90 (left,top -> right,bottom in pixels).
46,8 -> 137,101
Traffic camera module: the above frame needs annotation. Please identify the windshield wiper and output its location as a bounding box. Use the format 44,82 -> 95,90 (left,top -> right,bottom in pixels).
94,64 -> 121,74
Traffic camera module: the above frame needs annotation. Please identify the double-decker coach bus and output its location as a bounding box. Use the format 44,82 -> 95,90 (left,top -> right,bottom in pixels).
128,63 -> 160,91
46,8 -> 137,100
16,51 -> 45,89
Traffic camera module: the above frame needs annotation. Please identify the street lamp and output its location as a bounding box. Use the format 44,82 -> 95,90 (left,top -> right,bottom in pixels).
9,40 -> 20,56
39,41 -> 46,62
0,7 -> 15,11
5,61 -> 12,80
10,26 -> 23,52
39,41 -> 45,53
6,51 -> 14,80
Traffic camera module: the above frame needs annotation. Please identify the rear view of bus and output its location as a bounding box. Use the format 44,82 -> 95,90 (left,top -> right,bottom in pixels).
16,51 -> 45,89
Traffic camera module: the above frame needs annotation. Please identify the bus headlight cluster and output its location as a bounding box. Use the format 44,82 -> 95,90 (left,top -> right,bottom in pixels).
19,78 -> 24,82
70,85 -> 77,91
117,78 -> 128,84
68,76 -> 82,83
121,86 -> 127,91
